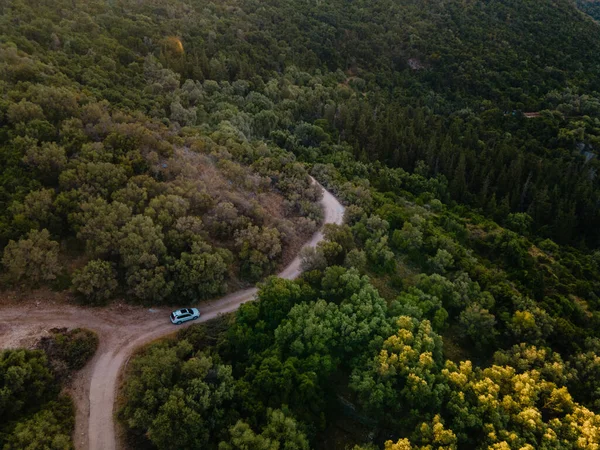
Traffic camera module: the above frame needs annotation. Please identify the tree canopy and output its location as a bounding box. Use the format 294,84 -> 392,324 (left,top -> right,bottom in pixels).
3,0 -> 600,448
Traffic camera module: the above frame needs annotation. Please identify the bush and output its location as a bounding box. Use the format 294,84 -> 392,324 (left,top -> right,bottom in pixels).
505,212 -> 533,235
0,350 -> 75,450
3,395 -> 74,450
2,229 -> 61,286
38,328 -> 99,373
235,225 -> 282,280
72,260 -> 119,305
0,349 -> 57,424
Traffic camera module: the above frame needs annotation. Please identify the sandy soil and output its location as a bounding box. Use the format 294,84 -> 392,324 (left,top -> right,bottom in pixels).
0,181 -> 344,450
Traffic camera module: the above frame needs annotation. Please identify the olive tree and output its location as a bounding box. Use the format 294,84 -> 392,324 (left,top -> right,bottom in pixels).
75,198 -> 132,258
23,142 -> 67,182
219,409 -> 309,450
72,260 -> 119,305
170,243 -> 232,300
235,225 -> 282,280
2,229 -> 61,286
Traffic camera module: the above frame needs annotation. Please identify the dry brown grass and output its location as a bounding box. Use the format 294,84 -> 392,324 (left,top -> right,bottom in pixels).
258,192 -> 285,223
0,287 -> 73,307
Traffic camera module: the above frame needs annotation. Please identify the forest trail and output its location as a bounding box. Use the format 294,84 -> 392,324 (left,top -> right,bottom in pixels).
0,181 -> 345,450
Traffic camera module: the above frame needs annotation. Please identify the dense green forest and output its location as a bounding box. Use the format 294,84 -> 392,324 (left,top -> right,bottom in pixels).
2,0 -> 600,448
3,0 -> 600,253
577,0 -> 600,20
120,150 -> 600,448
0,328 -> 97,448
0,1 -> 326,302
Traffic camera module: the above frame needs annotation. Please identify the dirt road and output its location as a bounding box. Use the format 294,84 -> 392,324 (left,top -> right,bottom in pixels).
0,182 -> 344,450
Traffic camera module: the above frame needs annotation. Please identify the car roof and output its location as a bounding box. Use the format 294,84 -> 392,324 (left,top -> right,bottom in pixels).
173,308 -> 194,315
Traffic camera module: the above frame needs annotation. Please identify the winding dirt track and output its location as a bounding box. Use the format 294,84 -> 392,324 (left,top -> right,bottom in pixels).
0,182 -> 344,450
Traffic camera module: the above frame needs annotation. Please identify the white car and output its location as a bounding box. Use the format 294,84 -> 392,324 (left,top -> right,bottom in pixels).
170,308 -> 200,325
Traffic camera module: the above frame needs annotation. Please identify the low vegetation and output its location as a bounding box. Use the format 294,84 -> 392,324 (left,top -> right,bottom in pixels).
37,327 -> 99,376
0,328 -> 98,449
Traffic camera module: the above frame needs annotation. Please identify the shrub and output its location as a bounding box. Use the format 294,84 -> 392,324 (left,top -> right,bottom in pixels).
0,349 -> 57,423
3,395 -> 74,450
2,229 -> 61,286
72,260 -> 118,305
38,328 -> 99,373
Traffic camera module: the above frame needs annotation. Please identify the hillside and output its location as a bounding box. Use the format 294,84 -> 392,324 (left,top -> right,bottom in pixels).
3,0 -> 600,251
0,2 -> 326,303
2,0 -> 600,449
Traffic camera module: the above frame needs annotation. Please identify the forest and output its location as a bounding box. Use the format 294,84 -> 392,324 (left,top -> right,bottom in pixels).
577,0 -> 600,20
1,0 -> 600,448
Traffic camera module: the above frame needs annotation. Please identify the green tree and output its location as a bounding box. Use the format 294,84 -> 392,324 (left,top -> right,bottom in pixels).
392,219 -> 424,254
391,288 -> 449,331
568,338 -> 600,410
219,409 -> 309,450
344,248 -> 367,272
71,260 -> 119,305
0,349 -> 56,424
2,229 -> 61,286
144,194 -> 190,229
171,243 -> 232,300
505,212 -> 533,235
349,316 -> 444,428
235,226 -> 282,280
125,266 -> 173,303
226,277 -> 307,359
120,342 -> 235,450
3,396 -> 74,450
75,198 -> 132,258
458,304 -> 498,352
23,142 -> 67,181
430,249 -> 454,274
10,188 -> 57,231
365,235 -> 396,273
7,99 -> 45,124
119,215 -> 167,270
